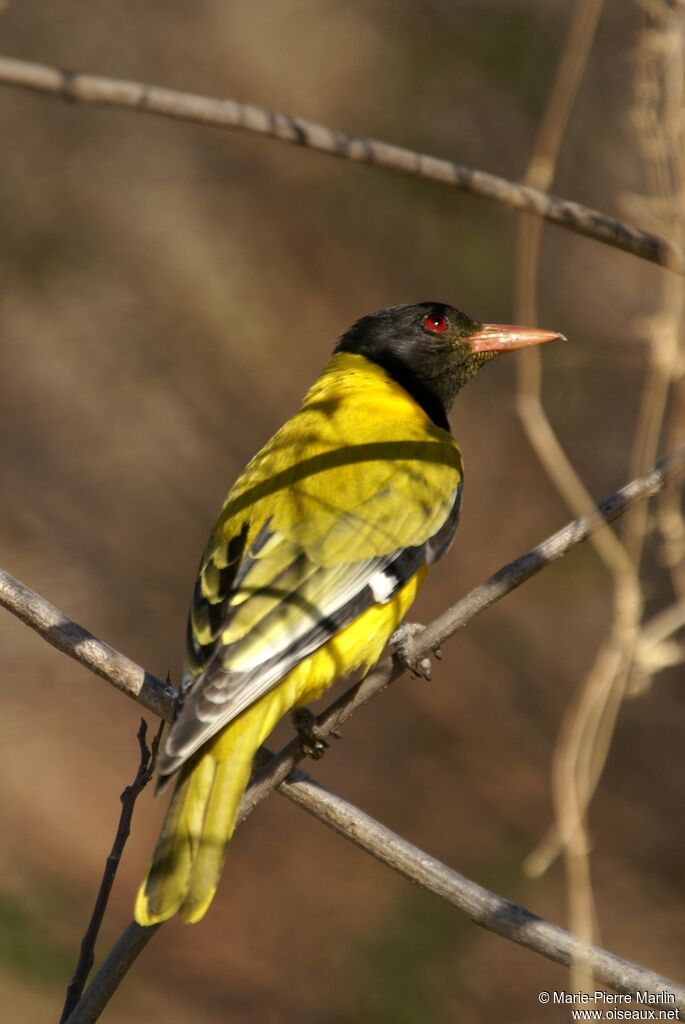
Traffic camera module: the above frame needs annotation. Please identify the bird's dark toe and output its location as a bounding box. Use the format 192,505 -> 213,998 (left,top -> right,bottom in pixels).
291,707 -> 330,760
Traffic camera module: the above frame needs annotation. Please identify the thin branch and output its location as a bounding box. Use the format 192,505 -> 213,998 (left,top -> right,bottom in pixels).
282,774 -> 685,1011
0,570 -> 176,718
64,922 -> 160,1024
0,55 -> 683,274
60,719 -> 164,1023
66,768 -> 685,1024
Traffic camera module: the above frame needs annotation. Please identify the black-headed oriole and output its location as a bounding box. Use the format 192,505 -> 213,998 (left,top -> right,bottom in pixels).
135,302 -> 560,925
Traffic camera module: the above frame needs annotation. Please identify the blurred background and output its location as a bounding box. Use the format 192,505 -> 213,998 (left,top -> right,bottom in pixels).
1,1 -> 683,1021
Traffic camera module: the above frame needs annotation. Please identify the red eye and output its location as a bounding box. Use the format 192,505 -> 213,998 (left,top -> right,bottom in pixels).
422,312 -> 449,334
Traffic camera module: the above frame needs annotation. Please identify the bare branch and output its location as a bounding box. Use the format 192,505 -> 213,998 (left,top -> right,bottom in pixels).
60,720 -> 163,1023
282,774 -> 685,1011
0,570 -> 176,718
0,55 -> 683,273
64,922 -> 160,1024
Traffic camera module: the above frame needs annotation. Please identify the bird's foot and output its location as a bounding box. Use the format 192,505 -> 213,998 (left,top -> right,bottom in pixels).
390,622 -> 442,681
291,707 -> 336,760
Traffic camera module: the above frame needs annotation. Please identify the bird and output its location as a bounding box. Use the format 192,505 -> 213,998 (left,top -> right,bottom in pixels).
134,301 -> 561,926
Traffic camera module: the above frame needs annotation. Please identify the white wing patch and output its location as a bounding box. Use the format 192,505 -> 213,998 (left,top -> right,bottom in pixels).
369,569 -> 397,604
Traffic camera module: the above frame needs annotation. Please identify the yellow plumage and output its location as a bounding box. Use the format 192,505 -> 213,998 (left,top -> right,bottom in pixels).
135,345 -> 463,926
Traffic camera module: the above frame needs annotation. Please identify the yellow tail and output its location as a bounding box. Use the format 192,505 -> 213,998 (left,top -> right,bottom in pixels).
135,684 -> 294,926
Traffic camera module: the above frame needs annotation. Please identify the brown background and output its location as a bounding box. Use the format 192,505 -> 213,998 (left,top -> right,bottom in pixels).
0,2 -> 683,1022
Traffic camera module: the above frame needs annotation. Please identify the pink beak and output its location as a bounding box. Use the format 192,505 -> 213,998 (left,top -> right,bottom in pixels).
470,323 -> 565,353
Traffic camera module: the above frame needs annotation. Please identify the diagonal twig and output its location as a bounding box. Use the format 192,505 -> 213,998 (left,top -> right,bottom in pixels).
59,719 -> 164,1023
0,55 -> 683,274
283,774 -> 685,1010
0,570 -> 176,718
65,922 -> 160,1024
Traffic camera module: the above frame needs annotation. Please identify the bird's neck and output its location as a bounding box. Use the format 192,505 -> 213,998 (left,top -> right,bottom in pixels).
311,352 -> 452,432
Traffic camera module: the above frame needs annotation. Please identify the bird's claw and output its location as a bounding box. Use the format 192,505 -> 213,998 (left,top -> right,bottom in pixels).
291,707 -> 332,760
390,622 -> 439,681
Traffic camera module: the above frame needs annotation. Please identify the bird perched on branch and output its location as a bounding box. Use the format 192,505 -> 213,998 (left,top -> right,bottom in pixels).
135,302 -> 561,925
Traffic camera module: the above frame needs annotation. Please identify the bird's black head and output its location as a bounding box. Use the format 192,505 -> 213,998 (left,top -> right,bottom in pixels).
335,302 -> 561,429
